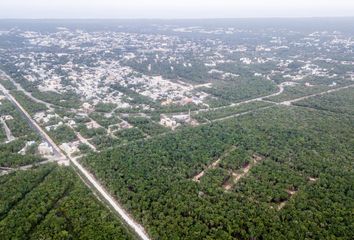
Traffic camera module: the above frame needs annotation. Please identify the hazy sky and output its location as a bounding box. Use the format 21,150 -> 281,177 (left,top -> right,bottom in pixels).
0,0 -> 353,19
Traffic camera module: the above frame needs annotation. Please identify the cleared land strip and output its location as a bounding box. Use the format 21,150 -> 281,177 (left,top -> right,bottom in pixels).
292,104 -> 354,117
223,154 -> 265,191
0,167 -> 54,221
277,189 -> 298,210
276,177 -> 318,210
67,124 -> 98,152
70,156 -> 150,240
0,82 -> 151,240
0,117 -> 16,142
193,146 -> 237,182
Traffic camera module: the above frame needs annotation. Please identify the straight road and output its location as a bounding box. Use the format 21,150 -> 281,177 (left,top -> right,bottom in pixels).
280,84 -> 354,105
0,70 -> 54,110
0,83 -> 63,158
0,82 -> 151,240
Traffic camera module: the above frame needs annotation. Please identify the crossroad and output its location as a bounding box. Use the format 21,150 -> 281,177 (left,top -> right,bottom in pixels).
1,67 -> 353,240
0,82 -> 151,240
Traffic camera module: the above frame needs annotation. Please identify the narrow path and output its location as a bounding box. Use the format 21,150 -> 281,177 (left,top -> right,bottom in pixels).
277,189 -> 298,210
193,146 -> 237,182
223,154 -> 265,191
116,82 -> 285,117
0,117 -> 16,142
0,170 -> 10,176
76,132 -> 98,152
66,123 -> 98,152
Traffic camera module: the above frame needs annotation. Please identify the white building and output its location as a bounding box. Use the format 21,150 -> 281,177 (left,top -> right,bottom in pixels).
160,114 -> 178,129
38,142 -> 54,156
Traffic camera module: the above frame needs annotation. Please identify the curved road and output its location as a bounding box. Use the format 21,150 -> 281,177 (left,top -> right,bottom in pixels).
196,83 -> 285,114
2,68 -> 353,240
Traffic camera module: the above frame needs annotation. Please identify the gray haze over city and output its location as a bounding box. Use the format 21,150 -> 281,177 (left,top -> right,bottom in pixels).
0,0 -> 354,18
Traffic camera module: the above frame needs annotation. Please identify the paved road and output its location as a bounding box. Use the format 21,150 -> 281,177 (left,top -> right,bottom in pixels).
210,105 -> 276,123
209,84 -> 354,123
196,83 -> 285,114
0,159 -> 55,176
2,68 -> 352,240
160,82 -> 285,117
280,84 -> 354,106
0,82 -> 151,240
0,84 -> 63,158
0,70 -> 55,110
70,156 -> 150,240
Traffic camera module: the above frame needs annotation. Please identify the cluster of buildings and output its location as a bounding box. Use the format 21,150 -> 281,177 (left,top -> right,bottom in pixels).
1,26 -> 352,115
0,24 -> 352,154
160,111 -> 198,130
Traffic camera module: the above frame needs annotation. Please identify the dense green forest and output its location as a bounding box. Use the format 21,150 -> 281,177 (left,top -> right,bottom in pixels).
114,128 -> 146,142
48,125 -> 78,144
0,79 -> 16,90
192,101 -> 272,122
202,78 -> 277,105
89,112 -> 122,128
0,164 -> 134,240
82,105 -> 354,239
32,90 -> 82,109
122,116 -> 169,136
295,87 -> 354,115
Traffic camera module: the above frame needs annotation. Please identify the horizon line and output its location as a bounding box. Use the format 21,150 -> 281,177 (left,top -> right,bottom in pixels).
0,16 -> 354,21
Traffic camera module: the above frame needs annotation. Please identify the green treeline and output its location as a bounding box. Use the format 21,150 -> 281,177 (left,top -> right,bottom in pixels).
82,106 -> 354,239
0,164 -> 134,240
